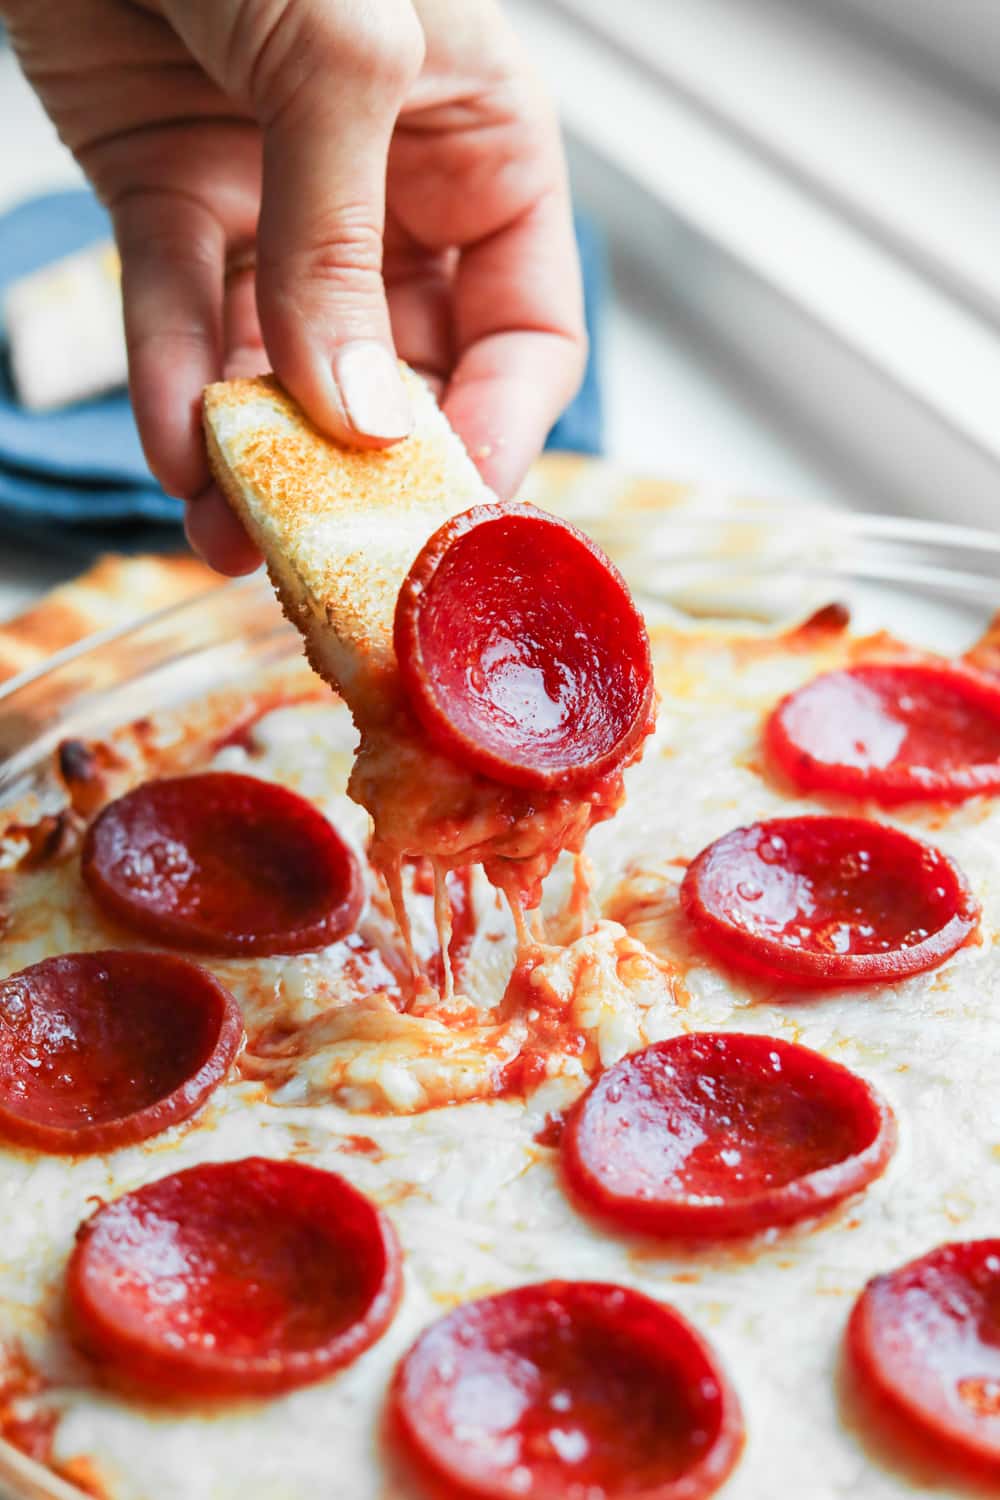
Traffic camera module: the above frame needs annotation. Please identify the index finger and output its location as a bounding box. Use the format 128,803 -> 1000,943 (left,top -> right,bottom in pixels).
442,182 -> 587,499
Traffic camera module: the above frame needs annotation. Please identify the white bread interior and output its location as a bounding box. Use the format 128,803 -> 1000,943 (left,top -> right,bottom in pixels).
202,369 -> 493,718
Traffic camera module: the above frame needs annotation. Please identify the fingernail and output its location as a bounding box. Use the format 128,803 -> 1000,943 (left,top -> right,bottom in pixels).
333,342 -> 412,442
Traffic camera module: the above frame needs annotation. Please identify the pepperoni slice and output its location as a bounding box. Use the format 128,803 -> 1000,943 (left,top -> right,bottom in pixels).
82,772 -> 363,956
391,1281 -> 743,1500
68,1157 -> 401,1397
0,951 -> 242,1154
562,1033 -> 895,1239
766,661 -> 1000,803
848,1240 -> 1000,1473
680,815 -> 977,985
394,502 -> 655,790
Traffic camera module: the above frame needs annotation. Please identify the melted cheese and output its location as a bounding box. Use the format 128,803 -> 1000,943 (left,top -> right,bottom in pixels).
350,708 -> 624,908
1,616 -> 999,1499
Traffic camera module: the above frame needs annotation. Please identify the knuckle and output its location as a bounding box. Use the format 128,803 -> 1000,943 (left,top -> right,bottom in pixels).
113,193 -> 220,275
244,0 -> 316,118
131,227 -> 218,277
262,214 -> 386,304
334,5 -> 424,91
251,0 -> 423,125
301,247 -> 384,299
124,324 -> 212,363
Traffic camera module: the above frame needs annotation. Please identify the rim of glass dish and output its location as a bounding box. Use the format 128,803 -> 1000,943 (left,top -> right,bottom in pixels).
2,500 -> 999,805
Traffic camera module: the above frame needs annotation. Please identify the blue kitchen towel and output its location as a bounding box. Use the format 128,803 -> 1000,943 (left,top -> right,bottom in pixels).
0,190 -> 604,542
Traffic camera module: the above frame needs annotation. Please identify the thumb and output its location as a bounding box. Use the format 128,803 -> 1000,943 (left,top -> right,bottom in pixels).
248,0 -> 424,444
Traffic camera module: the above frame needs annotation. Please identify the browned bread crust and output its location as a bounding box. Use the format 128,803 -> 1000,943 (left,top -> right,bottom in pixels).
202,370 -> 491,719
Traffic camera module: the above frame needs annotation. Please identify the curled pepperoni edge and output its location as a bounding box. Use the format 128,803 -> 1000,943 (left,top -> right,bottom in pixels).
679,816 -> 979,986
67,1157 -> 403,1398
0,951 -> 243,1155
847,1239 -> 1000,1474
561,1033 -> 897,1240
766,661 -> 1000,805
81,772 -> 365,957
390,1280 -> 744,1500
393,501 -> 656,792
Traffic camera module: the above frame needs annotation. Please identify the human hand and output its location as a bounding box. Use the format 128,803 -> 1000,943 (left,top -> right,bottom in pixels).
4,0 -> 586,573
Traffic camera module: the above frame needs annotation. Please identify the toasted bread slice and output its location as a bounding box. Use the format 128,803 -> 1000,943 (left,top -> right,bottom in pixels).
203,370 -> 621,916
202,369 -> 492,718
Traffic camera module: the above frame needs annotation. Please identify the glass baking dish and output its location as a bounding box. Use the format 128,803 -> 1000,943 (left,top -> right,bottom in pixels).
0,462 -> 999,1500
3,462 -> 1000,815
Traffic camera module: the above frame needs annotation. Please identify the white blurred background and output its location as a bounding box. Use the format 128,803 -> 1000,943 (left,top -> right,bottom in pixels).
507,0 -> 1000,526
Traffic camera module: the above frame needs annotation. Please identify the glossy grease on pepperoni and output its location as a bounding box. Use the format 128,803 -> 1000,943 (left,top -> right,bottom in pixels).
680,815 -> 977,985
82,772 -> 363,955
68,1157 -> 401,1397
393,502 -> 655,790
848,1240 -> 1000,1473
0,951 -> 242,1154
766,661 -> 1000,803
391,1281 -> 742,1500
562,1033 -> 895,1239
